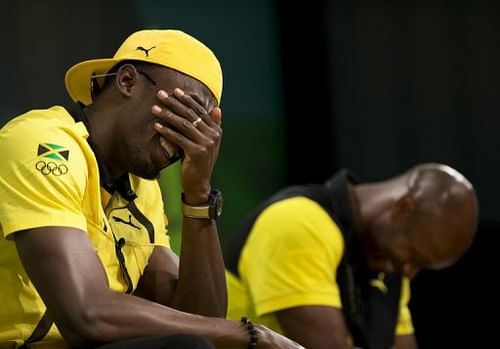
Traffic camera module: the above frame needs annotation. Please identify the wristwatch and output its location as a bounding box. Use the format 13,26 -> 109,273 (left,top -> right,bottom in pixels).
181,189 -> 223,220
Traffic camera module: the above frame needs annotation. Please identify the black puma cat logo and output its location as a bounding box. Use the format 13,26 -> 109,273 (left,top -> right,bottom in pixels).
369,272 -> 388,294
136,46 -> 156,57
112,215 -> 140,230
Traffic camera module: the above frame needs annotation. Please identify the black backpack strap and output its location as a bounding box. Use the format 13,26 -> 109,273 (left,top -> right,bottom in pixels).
19,310 -> 53,349
317,171 -> 402,349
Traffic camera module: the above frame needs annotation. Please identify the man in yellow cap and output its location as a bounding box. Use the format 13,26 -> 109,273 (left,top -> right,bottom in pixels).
0,29 -> 302,349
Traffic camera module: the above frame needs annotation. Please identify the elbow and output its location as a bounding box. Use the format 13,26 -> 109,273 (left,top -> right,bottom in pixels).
215,288 -> 228,318
201,283 -> 227,318
200,296 -> 228,318
171,295 -> 227,318
56,303 -> 112,348
215,298 -> 228,318
204,285 -> 228,318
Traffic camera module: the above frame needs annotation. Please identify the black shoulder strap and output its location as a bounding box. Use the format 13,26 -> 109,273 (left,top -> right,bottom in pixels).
19,310 -> 53,349
316,172 -> 402,349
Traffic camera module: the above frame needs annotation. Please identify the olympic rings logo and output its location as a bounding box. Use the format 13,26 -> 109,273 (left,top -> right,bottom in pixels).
35,160 -> 68,176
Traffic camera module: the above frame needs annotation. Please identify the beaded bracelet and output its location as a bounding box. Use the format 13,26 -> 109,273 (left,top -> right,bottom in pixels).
240,316 -> 258,349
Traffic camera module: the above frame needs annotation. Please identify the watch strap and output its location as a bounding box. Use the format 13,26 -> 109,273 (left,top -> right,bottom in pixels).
181,190 -> 222,220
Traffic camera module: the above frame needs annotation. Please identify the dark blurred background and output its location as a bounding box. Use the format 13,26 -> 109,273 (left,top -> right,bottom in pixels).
1,0 -> 497,347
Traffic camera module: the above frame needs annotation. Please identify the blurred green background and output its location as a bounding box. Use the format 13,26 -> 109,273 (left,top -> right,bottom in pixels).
140,0 -> 287,252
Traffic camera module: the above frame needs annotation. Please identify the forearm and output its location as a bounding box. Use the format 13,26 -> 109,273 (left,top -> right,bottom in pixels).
14,228 -> 235,347
78,293 -> 304,349
277,306 -> 351,349
171,216 -> 227,317
394,334 -> 419,349
62,291 -> 242,348
155,89 -> 226,316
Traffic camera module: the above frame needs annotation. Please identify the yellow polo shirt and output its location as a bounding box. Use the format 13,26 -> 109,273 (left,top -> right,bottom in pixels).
0,106 -> 170,347
226,196 -> 413,336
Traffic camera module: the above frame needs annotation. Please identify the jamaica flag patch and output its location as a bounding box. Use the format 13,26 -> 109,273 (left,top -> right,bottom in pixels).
37,143 -> 69,161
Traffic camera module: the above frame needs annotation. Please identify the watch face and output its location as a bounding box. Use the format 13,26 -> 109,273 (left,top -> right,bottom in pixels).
209,190 -> 223,219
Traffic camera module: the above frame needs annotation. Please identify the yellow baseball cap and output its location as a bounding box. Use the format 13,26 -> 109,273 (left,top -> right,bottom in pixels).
65,29 -> 223,106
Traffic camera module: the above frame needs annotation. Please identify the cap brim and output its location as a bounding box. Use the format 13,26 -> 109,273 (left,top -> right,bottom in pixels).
65,58 -> 121,106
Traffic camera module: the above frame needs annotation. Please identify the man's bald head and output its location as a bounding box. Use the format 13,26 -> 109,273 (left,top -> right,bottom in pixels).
405,163 -> 478,269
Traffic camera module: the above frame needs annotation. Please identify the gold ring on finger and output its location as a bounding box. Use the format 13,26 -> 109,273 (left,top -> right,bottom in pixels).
192,117 -> 203,127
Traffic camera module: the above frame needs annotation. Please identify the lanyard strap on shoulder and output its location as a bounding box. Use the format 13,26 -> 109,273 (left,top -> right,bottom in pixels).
19,310 -> 53,349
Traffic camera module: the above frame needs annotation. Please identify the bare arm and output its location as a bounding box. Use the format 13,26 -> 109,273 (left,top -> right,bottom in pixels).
133,246 -> 179,306
151,88 -> 227,317
275,305 -> 419,349
277,306 -> 351,349
395,334 -> 419,349
135,223 -> 227,318
171,216 -> 227,316
14,227 -> 301,349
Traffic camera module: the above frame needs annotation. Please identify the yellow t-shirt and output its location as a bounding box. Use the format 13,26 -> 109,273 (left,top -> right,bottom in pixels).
0,106 -> 170,347
226,196 -> 413,336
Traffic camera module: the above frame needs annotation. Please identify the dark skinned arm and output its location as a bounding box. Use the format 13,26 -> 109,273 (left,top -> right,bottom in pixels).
147,86 -> 230,317
135,220 -> 227,317
276,305 -> 351,349
276,305 -> 419,349
395,334 -> 419,349
171,216 -> 227,316
14,227 -> 301,349
134,246 -> 179,307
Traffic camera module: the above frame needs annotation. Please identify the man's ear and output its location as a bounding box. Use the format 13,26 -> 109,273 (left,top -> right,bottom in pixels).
115,64 -> 137,97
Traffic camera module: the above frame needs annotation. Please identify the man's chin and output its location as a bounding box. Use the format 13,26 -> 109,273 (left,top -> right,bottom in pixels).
132,167 -> 160,180
134,155 -> 181,179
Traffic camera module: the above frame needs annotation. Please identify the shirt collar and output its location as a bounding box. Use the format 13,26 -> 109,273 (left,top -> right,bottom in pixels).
67,103 -> 137,201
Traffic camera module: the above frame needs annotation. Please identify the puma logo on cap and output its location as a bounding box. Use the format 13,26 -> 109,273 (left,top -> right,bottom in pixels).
135,46 -> 156,57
